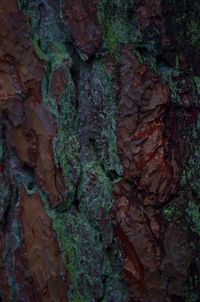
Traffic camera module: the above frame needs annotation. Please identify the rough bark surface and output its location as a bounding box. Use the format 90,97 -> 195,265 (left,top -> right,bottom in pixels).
1,1 -> 200,301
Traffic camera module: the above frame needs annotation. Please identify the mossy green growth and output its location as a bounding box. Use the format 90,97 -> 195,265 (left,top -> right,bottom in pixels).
52,157 -> 128,301
77,139 -> 114,234
163,196 -> 185,224
187,18 -> 200,50
193,77 -> 200,96
51,59 -> 127,300
0,127 -> 5,162
163,74 -> 181,104
181,116 -> 200,197
20,1 -> 67,51
156,54 -> 181,105
31,33 -> 49,61
19,2 -> 128,300
53,212 -> 88,302
24,187 -> 84,302
0,126 -> 11,218
167,0 -> 200,51
52,200 -> 111,301
21,0 -> 80,208
186,201 -> 200,236
90,60 -> 122,177
18,0 -> 28,10
98,0 -> 141,61
30,24 -> 71,65
179,107 -> 200,300
102,19 -> 137,58
42,64 -> 80,209
26,185 -> 86,302
184,275 -> 199,302
163,203 -> 177,221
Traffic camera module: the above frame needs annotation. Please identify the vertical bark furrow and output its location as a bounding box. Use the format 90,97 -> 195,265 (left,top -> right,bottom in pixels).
1,0 -> 200,301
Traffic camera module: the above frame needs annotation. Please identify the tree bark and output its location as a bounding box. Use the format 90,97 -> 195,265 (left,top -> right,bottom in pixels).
0,0 -> 200,301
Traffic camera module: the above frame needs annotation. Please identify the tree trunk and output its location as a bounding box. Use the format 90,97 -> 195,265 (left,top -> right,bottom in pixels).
0,0 -> 200,301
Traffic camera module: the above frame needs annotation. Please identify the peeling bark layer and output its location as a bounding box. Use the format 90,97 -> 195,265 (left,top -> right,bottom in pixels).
112,47 -> 191,301
1,0 -> 200,301
18,187 -> 69,301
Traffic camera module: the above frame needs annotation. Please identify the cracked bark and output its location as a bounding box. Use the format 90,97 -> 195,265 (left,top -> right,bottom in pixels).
1,0 -> 200,301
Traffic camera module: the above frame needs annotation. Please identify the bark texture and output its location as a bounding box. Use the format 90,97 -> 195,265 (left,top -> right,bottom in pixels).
1,0 -> 200,301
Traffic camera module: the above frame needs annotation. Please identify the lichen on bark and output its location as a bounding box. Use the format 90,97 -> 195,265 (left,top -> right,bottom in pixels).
1,0 -> 200,301
16,1 -> 128,301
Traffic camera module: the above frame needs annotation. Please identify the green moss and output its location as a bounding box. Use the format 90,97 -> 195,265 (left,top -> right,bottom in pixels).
51,59 -> 127,300
103,19 -> 137,59
31,33 -> 49,61
166,0 -> 200,51
19,2 -> 128,300
184,275 -> 199,302
186,201 -> 200,236
98,0 -> 141,61
163,204 -> 176,221
0,126 -> 11,217
23,0 -> 80,209
181,116 -> 200,197
187,18 -> 200,50
91,60 -> 122,176
156,54 -> 181,105
52,209 -> 105,301
53,213 -> 87,302
52,198 -> 127,301
0,127 -> 5,162
29,186 -> 86,301
178,102 -> 200,299
164,74 -> 181,104
163,197 -> 185,223
77,160 -> 113,225
193,77 -> 200,95
42,64 -> 80,209
18,0 -> 28,10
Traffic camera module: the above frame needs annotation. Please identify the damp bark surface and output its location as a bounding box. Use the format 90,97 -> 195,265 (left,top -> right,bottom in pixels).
1,1 -> 200,301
